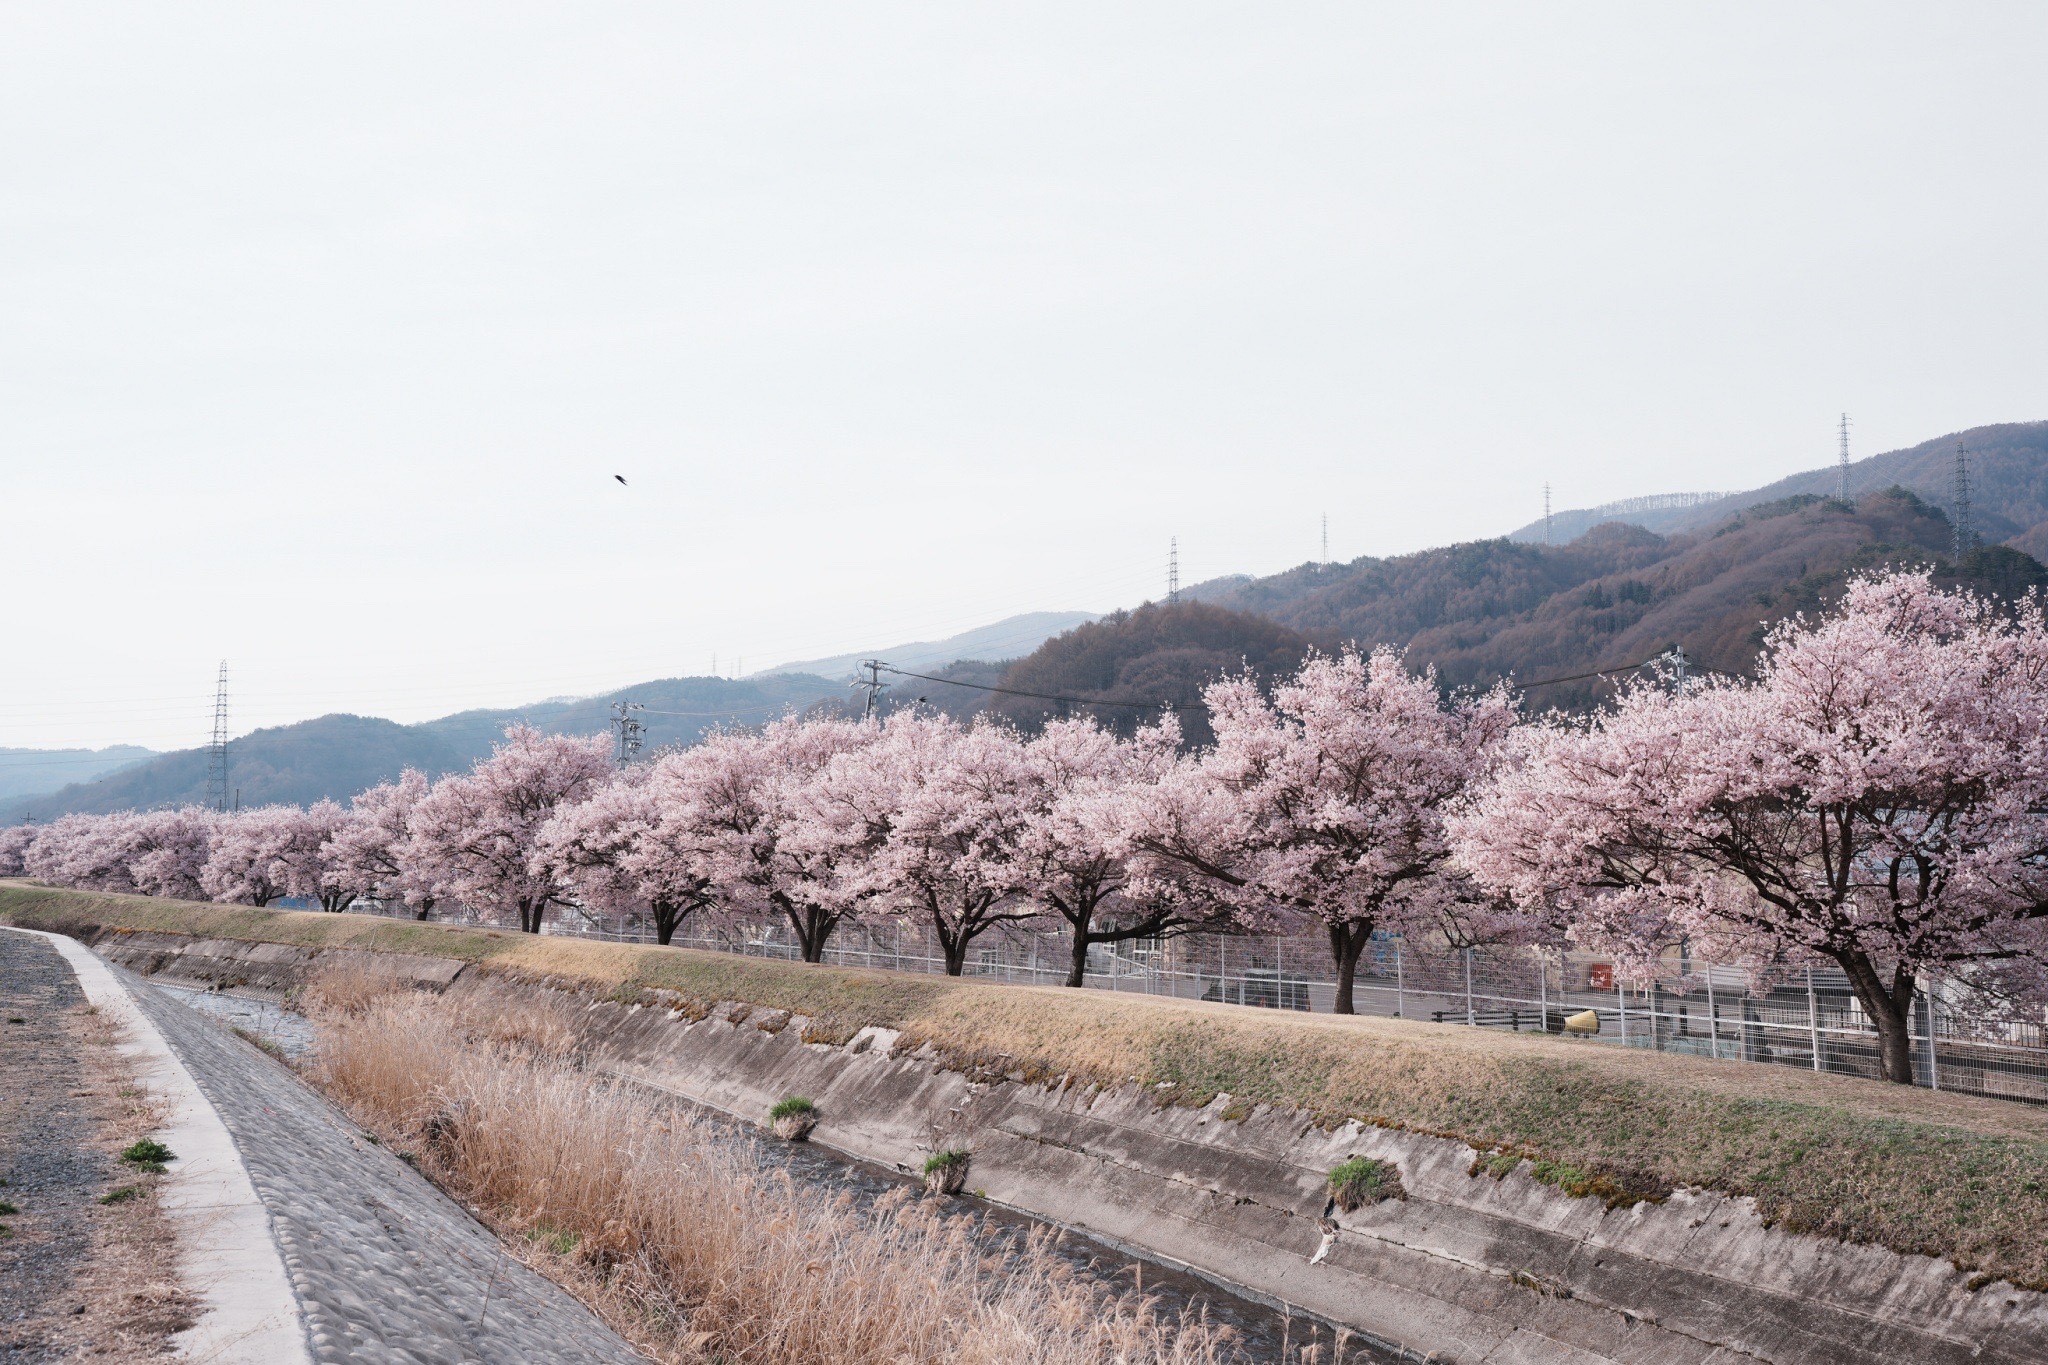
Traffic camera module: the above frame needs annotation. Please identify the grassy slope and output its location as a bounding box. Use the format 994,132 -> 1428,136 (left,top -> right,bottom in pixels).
7,881 -> 2047,1288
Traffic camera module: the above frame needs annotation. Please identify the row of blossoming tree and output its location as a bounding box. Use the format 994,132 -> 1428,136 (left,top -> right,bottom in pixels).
8,572 -> 2048,1082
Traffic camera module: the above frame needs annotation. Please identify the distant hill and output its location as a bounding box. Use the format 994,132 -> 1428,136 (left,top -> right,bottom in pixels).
765,611 -> 1098,680
2,674 -> 846,821
1207,486 -> 2044,710
977,601 -> 1310,746
0,745 -> 157,803
1510,420 -> 2048,548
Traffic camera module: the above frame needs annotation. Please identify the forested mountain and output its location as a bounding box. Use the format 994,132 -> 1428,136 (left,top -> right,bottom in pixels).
1511,420 -> 2048,547
2,674 -> 847,820
976,487 -> 2046,725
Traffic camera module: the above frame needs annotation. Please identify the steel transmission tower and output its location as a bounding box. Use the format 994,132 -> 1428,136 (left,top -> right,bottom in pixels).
1320,513 -> 1329,567
1837,413 -> 1852,501
1168,538 -> 1180,603
1953,446 -> 1974,560
205,662 -> 230,812
1543,484 -> 1553,545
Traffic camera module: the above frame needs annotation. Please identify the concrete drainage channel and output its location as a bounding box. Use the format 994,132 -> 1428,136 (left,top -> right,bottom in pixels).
75,928 -> 2048,1365
117,945 -> 1407,1363
2,927 -> 639,1365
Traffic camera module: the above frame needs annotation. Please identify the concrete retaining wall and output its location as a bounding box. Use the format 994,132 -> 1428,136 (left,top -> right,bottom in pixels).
89,929 -> 2048,1365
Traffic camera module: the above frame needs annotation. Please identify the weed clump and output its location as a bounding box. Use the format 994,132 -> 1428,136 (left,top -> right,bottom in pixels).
922,1149 -> 971,1196
769,1096 -> 818,1141
99,1186 -> 142,1205
120,1140 -> 174,1174
1327,1157 -> 1403,1212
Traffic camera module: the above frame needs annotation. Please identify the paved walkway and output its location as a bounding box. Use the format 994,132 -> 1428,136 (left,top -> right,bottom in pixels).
8,930 -> 643,1365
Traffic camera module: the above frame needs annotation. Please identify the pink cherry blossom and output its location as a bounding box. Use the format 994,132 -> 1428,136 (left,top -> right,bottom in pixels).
404,725 -> 614,932
1454,571 -> 2048,1082
1116,647 -> 1522,1013
324,770 -> 438,917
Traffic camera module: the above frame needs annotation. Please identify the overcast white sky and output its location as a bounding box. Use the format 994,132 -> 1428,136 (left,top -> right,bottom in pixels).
5,2 -> 2047,753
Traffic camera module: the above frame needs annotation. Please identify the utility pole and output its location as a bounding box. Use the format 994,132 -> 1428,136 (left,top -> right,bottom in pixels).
1837,413 -> 1852,502
1666,644 -> 1691,691
1953,446 -> 1974,560
1168,538 -> 1180,603
206,661 -> 230,813
610,700 -> 645,764
1543,483 -> 1553,545
856,660 -> 888,719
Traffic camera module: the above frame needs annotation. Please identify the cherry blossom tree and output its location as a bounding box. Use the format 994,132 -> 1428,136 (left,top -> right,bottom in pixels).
1017,717 -> 1232,988
0,823 -> 38,878
1455,572 -> 2048,1083
822,713 -> 1040,976
324,771 -> 438,918
404,725 -> 614,932
200,806 -> 306,906
1120,648 -> 1520,1013
535,766 -> 714,945
24,813 -> 139,893
269,800 -> 356,911
123,807 -> 218,901
668,715 -> 876,962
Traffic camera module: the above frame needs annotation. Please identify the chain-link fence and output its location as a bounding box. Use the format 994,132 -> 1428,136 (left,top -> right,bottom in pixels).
348,899 -> 2048,1105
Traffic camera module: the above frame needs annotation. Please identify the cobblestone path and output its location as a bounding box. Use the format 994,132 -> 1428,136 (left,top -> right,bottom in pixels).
121,966 -> 644,1365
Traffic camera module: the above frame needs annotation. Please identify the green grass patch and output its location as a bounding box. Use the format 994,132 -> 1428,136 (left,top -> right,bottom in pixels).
99,1185 -> 142,1205
526,1222 -> 581,1256
120,1138 -> 174,1173
769,1096 -> 817,1121
1328,1157 -> 1403,1211
922,1149 -> 970,1175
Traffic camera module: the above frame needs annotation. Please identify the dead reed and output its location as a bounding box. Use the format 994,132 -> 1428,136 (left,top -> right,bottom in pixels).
313,994 -> 1245,1365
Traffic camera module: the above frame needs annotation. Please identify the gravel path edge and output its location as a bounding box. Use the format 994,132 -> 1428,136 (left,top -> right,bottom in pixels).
0,927 -> 311,1365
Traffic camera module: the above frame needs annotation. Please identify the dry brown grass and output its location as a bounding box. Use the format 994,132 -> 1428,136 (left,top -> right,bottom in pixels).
296,952 -> 416,1017
14,881 -> 2048,1288
315,992 -> 1245,1365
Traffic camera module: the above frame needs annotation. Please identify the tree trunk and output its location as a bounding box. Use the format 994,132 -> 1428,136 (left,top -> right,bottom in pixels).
1837,949 -> 1917,1083
1327,919 -> 1373,1015
412,902 -> 434,921
653,902 -> 680,947
786,903 -> 837,963
1066,927 -> 1092,988
519,899 -> 542,934
941,931 -> 970,977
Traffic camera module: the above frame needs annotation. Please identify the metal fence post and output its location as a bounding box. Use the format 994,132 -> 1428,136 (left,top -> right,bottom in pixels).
1807,967 -> 1823,1073
1617,973 -> 1627,1046
1538,955 -> 1547,1031
1927,977 -> 1941,1091
1705,964 -> 1720,1060
1464,947 -> 1476,1026
1395,941 -> 1404,1018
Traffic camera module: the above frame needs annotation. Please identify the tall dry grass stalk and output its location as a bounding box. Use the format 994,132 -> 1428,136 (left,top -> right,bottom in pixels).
295,952 -> 417,1017
313,994 -> 1244,1364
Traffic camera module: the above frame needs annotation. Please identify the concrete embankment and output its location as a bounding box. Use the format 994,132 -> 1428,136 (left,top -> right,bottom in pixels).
74,921 -> 2048,1365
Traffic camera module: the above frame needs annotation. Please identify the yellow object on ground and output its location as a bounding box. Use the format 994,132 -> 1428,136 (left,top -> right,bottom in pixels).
1563,1009 -> 1602,1035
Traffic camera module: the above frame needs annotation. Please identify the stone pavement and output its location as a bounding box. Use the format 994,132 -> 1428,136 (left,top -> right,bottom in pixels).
119,965 -> 644,1365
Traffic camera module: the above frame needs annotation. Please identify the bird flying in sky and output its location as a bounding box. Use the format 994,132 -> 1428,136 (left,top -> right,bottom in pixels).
614,475 -> 628,485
